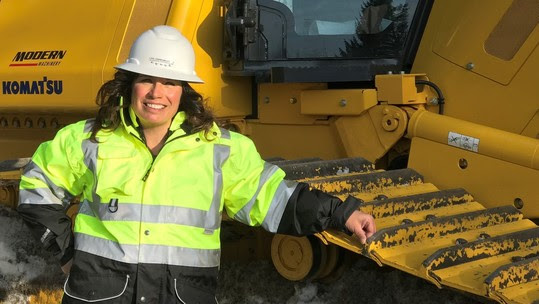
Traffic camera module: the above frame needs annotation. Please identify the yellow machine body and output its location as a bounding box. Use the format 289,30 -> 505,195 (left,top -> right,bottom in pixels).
1,0 -> 538,303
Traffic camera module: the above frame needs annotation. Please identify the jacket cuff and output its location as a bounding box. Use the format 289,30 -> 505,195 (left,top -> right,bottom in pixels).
330,195 -> 364,234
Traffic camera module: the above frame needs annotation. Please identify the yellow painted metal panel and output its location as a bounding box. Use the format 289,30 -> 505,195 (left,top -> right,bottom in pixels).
247,121 -> 346,161
432,0 -> 539,85
375,74 -> 428,104
411,2 -> 539,135
408,110 -> 539,170
169,0 -> 253,118
408,137 -> 539,218
109,0 -> 173,82
521,110 -> 539,139
256,83 -> 327,124
300,89 -> 377,115
335,106 -> 408,163
0,0 -> 128,111
166,0 -> 203,42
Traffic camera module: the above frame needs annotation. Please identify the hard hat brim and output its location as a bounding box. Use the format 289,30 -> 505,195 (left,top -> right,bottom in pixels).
115,63 -> 204,83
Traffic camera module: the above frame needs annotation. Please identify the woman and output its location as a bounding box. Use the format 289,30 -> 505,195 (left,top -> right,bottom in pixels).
17,25 -> 375,303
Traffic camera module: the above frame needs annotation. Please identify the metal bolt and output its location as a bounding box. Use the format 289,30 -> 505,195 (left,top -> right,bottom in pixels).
374,194 -> 388,201
458,158 -> 468,169
25,118 -> 33,128
513,198 -> 524,209
12,118 -> 20,128
37,118 -> 46,128
0,117 -> 7,127
456,238 -> 468,245
466,62 -> 475,70
511,256 -> 525,263
50,118 -> 59,129
263,97 -> 270,104
400,71 -> 405,74
478,233 -> 490,240
289,97 -> 297,104
339,99 -> 347,107
428,97 -> 439,105
388,71 -> 393,74
401,218 -> 413,225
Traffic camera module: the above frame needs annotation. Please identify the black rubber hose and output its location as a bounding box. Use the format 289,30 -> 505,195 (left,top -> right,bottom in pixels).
416,80 -> 445,115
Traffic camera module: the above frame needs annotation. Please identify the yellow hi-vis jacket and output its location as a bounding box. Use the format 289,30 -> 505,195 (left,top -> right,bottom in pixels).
19,109 -> 296,267
18,108 -> 359,303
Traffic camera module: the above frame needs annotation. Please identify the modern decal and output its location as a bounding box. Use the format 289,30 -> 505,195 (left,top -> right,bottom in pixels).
9,50 -> 67,67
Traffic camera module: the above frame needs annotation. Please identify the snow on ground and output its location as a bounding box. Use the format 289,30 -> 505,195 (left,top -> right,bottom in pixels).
217,259 -> 487,304
0,205 -> 487,304
0,206 -> 64,303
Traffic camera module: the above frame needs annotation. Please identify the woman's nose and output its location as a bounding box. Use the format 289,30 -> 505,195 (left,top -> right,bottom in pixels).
149,81 -> 164,97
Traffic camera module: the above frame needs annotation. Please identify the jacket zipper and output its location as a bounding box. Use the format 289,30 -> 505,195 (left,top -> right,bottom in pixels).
134,128 -> 194,182
127,127 -> 153,181
142,155 -> 156,181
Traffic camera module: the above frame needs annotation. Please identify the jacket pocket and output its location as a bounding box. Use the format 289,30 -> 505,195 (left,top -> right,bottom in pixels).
95,144 -> 138,198
63,273 -> 130,302
173,277 -> 217,304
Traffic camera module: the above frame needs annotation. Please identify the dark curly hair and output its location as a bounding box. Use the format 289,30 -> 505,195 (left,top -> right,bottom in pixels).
90,70 -> 215,142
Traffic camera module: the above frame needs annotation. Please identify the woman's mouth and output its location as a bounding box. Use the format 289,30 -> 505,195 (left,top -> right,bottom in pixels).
144,103 -> 165,110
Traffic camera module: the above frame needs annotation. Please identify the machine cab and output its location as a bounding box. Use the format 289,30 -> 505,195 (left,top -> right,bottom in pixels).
224,0 -> 428,83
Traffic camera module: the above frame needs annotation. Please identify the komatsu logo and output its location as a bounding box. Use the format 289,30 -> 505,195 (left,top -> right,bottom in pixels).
2,77 -> 63,95
10,50 -> 66,67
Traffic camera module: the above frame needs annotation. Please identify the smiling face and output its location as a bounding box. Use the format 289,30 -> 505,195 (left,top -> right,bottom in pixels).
131,74 -> 183,130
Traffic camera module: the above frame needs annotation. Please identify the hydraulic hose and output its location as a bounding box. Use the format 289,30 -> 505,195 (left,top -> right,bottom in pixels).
416,80 -> 445,115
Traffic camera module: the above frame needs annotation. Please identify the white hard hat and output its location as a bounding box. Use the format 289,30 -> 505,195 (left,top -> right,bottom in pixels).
115,25 -> 203,83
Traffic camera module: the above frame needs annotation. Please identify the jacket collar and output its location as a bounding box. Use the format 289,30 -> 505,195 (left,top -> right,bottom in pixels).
119,96 -> 188,138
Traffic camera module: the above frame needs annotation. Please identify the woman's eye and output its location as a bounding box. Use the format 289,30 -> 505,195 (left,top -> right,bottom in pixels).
164,81 -> 178,86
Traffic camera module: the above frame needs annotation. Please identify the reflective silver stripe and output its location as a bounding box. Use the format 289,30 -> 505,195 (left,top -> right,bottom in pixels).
219,128 -> 230,139
78,199 -> 208,227
204,144 -> 230,234
63,274 -> 130,303
22,161 -> 73,205
40,228 -> 51,243
81,139 -> 98,177
19,187 -> 64,206
234,162 -> 280,226
83,119 -> 95,133
81,138 -> 100,205
261,179 -> 298,233
74,233 -> 221,267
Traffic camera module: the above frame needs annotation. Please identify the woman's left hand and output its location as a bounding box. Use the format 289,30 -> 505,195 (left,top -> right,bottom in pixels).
345,210 -> 376,244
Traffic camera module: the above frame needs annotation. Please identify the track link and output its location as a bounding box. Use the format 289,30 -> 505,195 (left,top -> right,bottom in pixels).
274,157 -> 539,304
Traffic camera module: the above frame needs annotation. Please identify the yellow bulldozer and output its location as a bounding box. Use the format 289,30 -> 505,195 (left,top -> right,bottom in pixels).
1,0 -> 538,303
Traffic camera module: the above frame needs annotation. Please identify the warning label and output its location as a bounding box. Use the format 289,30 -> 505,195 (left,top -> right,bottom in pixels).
447,132 -> 479,152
